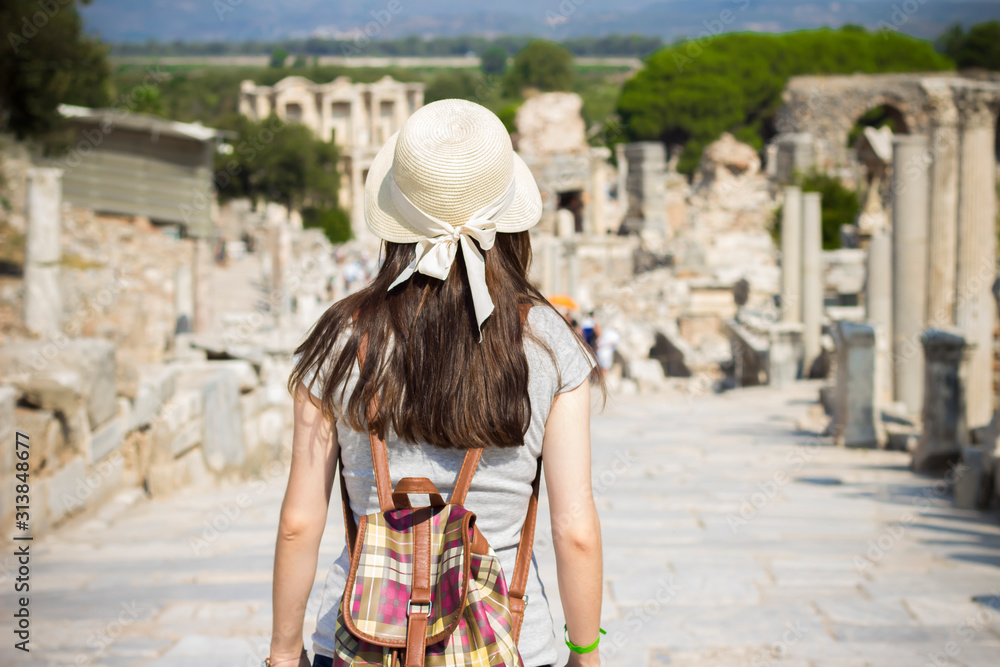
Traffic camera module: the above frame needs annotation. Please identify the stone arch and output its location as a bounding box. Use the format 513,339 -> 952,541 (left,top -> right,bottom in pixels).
828,96 -> 917,171
846,103 -> 910,147
776,75 -> 932,174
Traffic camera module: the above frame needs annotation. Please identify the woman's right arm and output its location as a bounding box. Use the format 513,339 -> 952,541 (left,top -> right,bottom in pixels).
543,380 -> 603,666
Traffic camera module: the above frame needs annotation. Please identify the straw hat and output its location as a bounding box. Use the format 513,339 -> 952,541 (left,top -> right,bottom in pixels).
364,98 -> 542,243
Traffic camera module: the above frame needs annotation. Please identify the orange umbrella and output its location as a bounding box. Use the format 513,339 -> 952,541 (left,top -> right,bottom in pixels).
547,294 -> 580,311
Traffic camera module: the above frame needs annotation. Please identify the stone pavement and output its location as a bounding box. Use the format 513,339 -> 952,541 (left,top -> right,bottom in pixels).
3,380 -> 1000,666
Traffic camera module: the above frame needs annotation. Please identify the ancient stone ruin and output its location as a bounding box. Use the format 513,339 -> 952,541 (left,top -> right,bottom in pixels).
774,72 -> 1000,508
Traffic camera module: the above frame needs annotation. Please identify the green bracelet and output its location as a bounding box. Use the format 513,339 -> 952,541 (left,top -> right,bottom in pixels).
564,625 -> 606,654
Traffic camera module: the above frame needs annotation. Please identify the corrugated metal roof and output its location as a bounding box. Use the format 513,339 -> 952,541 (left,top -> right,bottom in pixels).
58,104 -> 232,142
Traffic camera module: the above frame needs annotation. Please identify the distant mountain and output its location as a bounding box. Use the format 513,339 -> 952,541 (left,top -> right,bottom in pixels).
82,0 -> 999,43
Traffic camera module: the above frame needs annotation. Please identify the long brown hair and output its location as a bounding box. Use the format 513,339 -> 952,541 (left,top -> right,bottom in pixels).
288,231 -> 603,449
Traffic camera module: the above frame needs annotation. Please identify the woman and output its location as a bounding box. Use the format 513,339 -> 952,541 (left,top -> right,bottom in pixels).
270,99 -> 604,667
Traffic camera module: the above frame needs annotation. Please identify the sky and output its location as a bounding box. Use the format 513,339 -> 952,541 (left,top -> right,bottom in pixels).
81,0 -> 998,43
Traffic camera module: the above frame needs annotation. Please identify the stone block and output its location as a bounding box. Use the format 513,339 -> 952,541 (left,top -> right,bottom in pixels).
117,395 -> 131,436
831,321 -> 881,448
913,329 -> 970,472
51,452 -> 126,529
628,359 -> 667,393
0,338 -> 117,431
953,445 -> 990,510
43,455 -> 88,526
818,384 -> 836,417
239,385 -> 268,421
147,446 -> 210,498
514,92 -> 588,156
23,263 -> 61,335
154,388 -> 205,432
244,407 -> 286,467
768,323 -> 803,387
90,416 -> 124,464
174,364 -> 245,471
149,388 -> 204,461
170,418 -> 203,459
200,369 -> 245,471
175,359 -> 258,392
128,364 -> 178,432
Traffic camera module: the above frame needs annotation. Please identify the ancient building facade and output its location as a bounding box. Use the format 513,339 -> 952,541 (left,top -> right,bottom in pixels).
773,73 -> 1000,180
774,73 -> 1000,430
239,75 -> 425,238
513,92 -> 615,239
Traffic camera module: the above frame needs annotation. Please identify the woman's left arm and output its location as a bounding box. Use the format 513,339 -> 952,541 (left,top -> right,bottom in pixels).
269,381 -> 340,665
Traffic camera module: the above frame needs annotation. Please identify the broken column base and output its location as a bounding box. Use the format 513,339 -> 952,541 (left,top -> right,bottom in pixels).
911,446 -> 962,474
953,445 -> 993,510
912,329 -> 971,473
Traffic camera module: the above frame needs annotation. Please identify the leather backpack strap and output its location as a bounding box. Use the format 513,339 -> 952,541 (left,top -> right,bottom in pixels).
356,331 -> 395,512
507,300 -> 538,641
508,456 -> 542,642
404,507 -> 433,666
449,449 -> 482,505
338,452 -> 358,548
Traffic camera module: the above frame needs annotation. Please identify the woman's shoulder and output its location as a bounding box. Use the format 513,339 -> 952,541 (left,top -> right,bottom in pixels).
524,304 -> 597,389
525,303 -> 570,335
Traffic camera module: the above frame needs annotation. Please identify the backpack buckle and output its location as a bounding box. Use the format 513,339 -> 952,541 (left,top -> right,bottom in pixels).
407,601 -> 431,616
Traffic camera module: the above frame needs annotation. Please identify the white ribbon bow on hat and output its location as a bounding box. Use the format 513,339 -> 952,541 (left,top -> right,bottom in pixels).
387,171 -> 517,341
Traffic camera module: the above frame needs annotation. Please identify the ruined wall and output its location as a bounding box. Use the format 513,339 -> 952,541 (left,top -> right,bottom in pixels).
776,73 -> 943,175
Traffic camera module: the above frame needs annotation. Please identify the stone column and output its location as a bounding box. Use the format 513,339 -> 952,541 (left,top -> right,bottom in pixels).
923,82 -> 960,329
623,142 -> 667,234
768,322 -> 804,386
914,329 -> 970,472
24,167 -> 64,336
193,237 -> 214,334
831,321 -> 881,448
615,143 -> 628,222
780,185 -> 803,323
801,191 -> 823,373
265,205 -> 293,327
866,232 -> 894,406
776,133 -> 814,184
174,264 -> 194,334
891,135 -> 930,417
588,147 -> 612,236
954,90 -> 998,428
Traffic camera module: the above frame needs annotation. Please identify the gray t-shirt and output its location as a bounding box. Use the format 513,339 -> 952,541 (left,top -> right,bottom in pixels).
295,305 -> 595,666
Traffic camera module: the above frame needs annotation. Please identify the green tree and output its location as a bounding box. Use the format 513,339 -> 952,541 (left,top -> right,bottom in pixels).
481,46 -> 508,76
503,40 -> 574,97
424,69 -> 483,104
938,21 -> 1000,70
302,205 -> 352,244
215,113 -> 350,244
215,114 -> 341,212
0,0 -> 111,140
801,172 -> 861,250
270,47 -> 288,68
771,171 -> 860,250
618,27 -> 953,176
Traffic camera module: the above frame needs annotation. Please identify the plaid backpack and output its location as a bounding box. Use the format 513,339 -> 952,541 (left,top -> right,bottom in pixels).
330,327 -> 541,667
